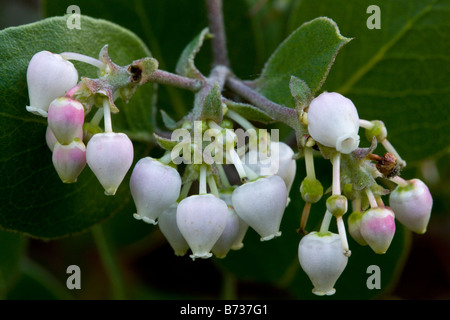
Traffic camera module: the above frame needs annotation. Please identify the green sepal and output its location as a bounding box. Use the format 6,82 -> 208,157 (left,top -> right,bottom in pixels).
175,27 -> 212,79
153,132 -> 178,151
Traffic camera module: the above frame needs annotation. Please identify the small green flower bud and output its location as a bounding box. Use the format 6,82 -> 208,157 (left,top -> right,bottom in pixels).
326,195 -> 348,217
365,120 -> 387,142
347,211 -> 367,246
220,119 -> 234,129
300,177 -> 323,203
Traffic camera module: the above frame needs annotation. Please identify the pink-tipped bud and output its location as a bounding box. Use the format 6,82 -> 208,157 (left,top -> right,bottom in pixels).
26,51 -> 78,117
48,97 -> 85,145
307,92 -> 360,154
360,207 -> 396,254
232,175 -> 287,241
52,139 -> 86,183
389,179 -> 433,234
130,157 -> 181,225
298,232 -> 348,296
176,194 -> 228,260
158,203 -> 189,256
86,132 -> 134,196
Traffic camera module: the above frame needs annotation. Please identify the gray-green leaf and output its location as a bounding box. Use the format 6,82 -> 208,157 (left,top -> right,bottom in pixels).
255,17 -> 351,108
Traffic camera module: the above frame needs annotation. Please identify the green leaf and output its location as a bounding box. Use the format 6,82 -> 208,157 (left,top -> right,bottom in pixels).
255,17 -> 351,108
0,15 -> 154,239
288,0 -> 450,163
175,28 -> 212,80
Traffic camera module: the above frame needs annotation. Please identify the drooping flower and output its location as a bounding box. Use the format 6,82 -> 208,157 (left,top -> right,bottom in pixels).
26,51 -> 78,117
389,179 -> 433,234
52,139 -> 86,183
298,231 -> 348,296
158,203 -> 189,256
307,92 -> 360,154
360,207 -> 396,254
86,132 -> 133,196
232,175 -> 287,241
130,157 -> 181,225
176,194 -> 228,260
47,97 -> 85,145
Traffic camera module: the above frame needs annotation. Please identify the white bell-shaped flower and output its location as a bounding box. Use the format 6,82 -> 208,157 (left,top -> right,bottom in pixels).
47,97 -> 85,145
130,157 -> 181,225
230,216 -> 249,250
26,51 -> 78,117
212,207 -> 240,258
232,175 -> 287,241
243,141 -> 296,192
389,179 -> 433,234
158,203 -> 189,256
360,207 -> 396,254
86,132 -> 134,196
307,92 -> 360,154
298,231 -> 348,296
52,139 -> 86,183
220,191 -> 249,250
176,194 -> 228,260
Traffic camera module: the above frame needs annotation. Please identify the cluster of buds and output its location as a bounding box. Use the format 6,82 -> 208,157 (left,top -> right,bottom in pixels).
131,109 -> 297,260
25,47 -> 433,297
297,92 -> 433,295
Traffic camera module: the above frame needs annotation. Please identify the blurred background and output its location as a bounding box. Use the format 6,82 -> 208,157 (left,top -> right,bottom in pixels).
0,0 -> 449,300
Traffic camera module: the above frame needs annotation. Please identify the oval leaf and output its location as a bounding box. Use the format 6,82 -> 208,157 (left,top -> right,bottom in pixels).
255,17 -> 351,108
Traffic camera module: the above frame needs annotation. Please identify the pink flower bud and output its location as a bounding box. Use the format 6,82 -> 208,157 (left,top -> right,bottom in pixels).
46,125 -> 83,152
389,179 -> 432,234
307,92 -> 360,154
158,203 -> 189,256
48,97 -> 85,145
26,51 -> 78,117
212,207 -> 240,258
176,194 -> 228,260
52,139 -> 86,183
360,207 -> 396,254
86,132 -> 134,196
130,157 -> 181,225
298,232 -> 348,296
232,175 -> 287,241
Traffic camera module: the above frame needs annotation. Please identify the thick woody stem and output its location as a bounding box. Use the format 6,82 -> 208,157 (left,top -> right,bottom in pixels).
206,0 -> 230,67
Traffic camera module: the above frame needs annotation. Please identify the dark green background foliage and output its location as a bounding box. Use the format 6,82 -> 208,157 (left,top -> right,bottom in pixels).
0,0 -> 448,299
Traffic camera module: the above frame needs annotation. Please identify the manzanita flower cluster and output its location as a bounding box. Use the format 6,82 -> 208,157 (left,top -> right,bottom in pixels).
25,43 -> 433,296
